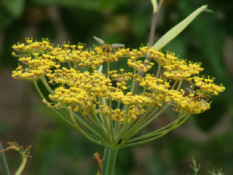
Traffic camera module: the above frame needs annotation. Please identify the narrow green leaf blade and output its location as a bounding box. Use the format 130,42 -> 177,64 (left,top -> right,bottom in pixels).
153,5 -> 208,50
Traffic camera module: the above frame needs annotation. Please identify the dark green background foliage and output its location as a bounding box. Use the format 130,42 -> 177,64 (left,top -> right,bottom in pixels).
0,0 -> 233,174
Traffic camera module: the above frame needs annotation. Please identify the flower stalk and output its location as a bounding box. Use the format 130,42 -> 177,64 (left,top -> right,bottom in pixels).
101,148 -> 118,175
149,0 -> 164,47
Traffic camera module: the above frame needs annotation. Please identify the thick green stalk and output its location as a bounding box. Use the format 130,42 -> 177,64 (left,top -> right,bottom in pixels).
101,147 -> 118,175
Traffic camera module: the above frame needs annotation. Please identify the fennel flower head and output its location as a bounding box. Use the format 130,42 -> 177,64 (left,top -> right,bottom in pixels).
12,37 -> 225,148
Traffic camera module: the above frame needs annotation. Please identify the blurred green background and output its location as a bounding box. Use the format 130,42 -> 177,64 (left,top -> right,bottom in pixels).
0,0 -> 233,174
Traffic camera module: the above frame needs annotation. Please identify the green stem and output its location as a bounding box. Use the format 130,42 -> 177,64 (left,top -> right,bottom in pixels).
69,108 -> 105,146
0,141 -> 11,175
108,99 -> 115,142
33,81 -> 75,127
101,147 -> 118,175
86,111 -> 112,144
131,0 -> 164,95
125,105 -> 155,132
15,156 -> 27,175
177,79 -> 183,90
126,113 -> 187,143
124,103 -> 169,141
148,12 -> 157,47
130,68 -> 136,93
124,114 -> 190,147
116,107 -> 130,140
149,0 -> 164,47
155,65 -> 161,78
107,62 -> 110,78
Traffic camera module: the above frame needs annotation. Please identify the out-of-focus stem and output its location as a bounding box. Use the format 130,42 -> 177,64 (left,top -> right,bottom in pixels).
0,141 -> 11,175
149,13 -> 157,47
132,0 -> 164,95
149,0 -> 164,47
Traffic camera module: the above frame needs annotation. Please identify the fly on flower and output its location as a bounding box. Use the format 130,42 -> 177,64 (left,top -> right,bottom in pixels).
192,85 -> 212,101
185,86 -> 211,108
93,36 -> 125,54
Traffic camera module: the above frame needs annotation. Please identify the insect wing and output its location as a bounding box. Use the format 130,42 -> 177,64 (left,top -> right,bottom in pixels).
93,36 -> 105,45
185,87 -> 193,96
111,43 -> 125,49
200,98 -> 207,108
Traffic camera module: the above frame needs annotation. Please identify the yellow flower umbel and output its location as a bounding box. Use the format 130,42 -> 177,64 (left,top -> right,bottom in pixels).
12,37 -> 225,148
9,3 -> 217,175
11,37 -> 226,175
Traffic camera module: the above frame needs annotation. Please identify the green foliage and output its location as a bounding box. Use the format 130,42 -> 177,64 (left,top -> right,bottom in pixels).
190,157 -> 200,175
2,0 -> 25,17
190,157 -> 224,175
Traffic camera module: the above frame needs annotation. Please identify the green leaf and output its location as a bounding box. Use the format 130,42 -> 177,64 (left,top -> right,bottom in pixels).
153,5 -> 209,50
150,0 -> 158,13
2,0 -> 25,17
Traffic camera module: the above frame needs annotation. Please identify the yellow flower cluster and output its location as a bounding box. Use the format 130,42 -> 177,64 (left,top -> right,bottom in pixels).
12,38 -> 225,123
191,76 -> 225,95
163,53 -> 203,80
99,104 -> 146,122
127,58 -> 154,73
109,69 -> 133,91
140,75 -> 170,107
12,54 -> 55,80
166,89 -> 211,114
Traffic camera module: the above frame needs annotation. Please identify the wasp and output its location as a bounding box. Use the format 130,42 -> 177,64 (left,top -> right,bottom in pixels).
93,36 -> 125,54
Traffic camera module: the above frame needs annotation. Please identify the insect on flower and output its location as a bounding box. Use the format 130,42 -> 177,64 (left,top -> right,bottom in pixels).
185,86 -> 211,108
93,36 -> 125,54
192,85 -> 212,100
